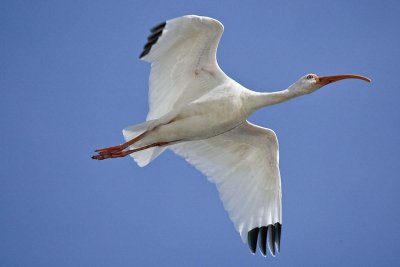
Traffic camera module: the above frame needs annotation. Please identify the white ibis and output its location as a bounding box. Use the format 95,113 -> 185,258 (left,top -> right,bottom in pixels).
92,15 -> 370,257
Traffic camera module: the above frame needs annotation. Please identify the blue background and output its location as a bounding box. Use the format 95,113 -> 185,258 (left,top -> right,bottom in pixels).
1,0 -> 399,266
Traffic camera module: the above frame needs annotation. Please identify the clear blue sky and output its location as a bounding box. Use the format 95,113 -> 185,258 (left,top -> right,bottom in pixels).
1,0 -> 399,266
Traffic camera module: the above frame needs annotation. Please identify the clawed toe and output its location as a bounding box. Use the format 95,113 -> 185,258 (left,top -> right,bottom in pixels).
91,154 -> 105,160
91,149 -> 133,160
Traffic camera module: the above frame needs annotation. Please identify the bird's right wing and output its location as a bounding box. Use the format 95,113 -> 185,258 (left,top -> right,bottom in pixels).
139,15 -> 229,120
171,121 -> 282,256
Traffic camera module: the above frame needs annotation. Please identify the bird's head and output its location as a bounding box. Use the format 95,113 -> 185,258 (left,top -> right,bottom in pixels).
291,73 -> 371,94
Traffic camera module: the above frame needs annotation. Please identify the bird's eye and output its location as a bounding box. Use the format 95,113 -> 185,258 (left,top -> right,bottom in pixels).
306,75 -> 314,80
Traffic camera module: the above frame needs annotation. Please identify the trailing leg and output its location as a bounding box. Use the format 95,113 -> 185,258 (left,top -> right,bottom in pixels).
91,141 -> 170,160
94,132 -> 147,154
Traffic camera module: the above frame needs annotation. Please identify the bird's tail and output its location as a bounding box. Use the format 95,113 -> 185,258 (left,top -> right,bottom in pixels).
122,121 -> 166,167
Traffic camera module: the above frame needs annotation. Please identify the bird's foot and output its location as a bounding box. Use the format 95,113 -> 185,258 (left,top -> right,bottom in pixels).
91,149 -> 133,160
91,141 -> 171,160
94,132 -> 148,154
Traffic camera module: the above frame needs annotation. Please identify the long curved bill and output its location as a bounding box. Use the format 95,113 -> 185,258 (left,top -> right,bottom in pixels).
317,74 -> 371,86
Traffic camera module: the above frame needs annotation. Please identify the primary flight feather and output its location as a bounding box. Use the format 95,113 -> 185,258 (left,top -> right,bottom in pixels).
92,15 -> 370,257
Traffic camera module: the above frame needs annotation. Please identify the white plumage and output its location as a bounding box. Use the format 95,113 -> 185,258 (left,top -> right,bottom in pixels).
92,15 -> 371,257
172,122 -> 281,241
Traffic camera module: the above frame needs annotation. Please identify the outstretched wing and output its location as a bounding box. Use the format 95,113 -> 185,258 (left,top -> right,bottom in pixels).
139,15 -> 229,120
171,121 -> 282,257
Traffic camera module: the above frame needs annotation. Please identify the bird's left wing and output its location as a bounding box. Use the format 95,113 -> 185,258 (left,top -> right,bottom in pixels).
170,121 -> 282,256
139,15 -> 229,120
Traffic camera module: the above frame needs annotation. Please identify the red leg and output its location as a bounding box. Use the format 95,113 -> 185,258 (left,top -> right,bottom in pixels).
94,132 -> 147,153
91,141 -> 170,160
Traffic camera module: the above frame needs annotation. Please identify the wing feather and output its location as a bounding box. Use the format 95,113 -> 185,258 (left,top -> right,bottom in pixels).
171,121 -> 282,255
139,15 -> 229,120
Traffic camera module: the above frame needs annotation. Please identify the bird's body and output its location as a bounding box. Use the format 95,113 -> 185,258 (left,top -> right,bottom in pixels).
92,15 -> 370,257
136,81 -> 252,146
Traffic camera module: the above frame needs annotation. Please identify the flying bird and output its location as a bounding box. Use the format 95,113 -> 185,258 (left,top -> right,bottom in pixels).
92,15 -> 370,257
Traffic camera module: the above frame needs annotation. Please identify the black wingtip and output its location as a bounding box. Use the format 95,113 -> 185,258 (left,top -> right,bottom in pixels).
247,228 -> 259,254
139,48 -> 151,59
258,226 -> 268,257
147,30 -> 163,42
139,21 -> 167,59
275,223 -> 281,253
248,223 -> 282,257
268,225 -> 276,256
150,21 -> 166,33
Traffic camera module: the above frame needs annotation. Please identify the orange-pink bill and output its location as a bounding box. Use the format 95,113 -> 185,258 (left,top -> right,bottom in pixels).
317,74 -> 371,85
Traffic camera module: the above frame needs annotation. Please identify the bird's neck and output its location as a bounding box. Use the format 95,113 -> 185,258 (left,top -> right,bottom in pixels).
246,85 -> 304,113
